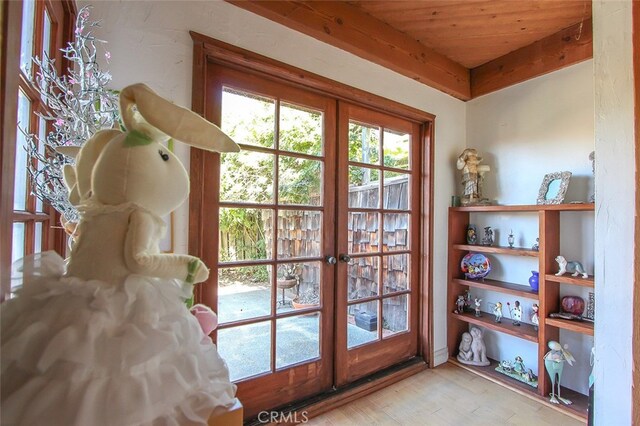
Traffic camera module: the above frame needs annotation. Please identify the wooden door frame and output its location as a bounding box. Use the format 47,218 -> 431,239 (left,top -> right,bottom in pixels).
189,32 -> 435,416
632,0 -> 639,423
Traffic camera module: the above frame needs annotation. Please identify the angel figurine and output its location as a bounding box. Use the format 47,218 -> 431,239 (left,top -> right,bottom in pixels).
544,341 -> 576,405
492,302 -> 503,323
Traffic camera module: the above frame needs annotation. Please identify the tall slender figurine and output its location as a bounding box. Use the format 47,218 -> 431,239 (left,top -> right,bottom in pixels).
508,230 -> 515,248
531,303 -> 540,330
544,341 -> 576,405
456,149 -> 491,206
492,302 -> 503,323
474,298 -> 482,317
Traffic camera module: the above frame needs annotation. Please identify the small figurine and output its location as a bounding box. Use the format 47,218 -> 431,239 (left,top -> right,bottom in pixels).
513,356 -> 526,374
507,301 -> 522,326
507,230 -> 515,248
481,226 -> 493,246
492,302 -> 503,323
495,356 -> 538,388
532,238 -> 539,251
466,224 -> 477,244
555,255 -> 589,278
457,332 -> 473,362
457,327 -> 490,366
457,149 -> 491,206
474,297 -> 482,317
544,341 -> 576,405
455,295 -> 465,314
531,303 -> 540,330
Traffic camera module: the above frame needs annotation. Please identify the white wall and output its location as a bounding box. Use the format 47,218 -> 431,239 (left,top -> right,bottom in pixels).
83,0 -> 466,364
466,61 -> 596,395
593,1 -> 635,424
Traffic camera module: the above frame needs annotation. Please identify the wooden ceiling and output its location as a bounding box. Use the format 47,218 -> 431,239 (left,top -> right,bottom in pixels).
227,1 -> 593,101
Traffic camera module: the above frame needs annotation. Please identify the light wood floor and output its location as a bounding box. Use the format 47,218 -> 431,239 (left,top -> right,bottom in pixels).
307,363 -> 583,425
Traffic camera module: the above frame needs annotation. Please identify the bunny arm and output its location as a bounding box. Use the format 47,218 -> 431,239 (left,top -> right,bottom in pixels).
124,209 -> 209,283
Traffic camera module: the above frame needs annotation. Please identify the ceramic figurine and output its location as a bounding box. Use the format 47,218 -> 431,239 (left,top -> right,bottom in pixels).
508,230 -> 515,248
492,302 -> 503,323
532,238 -> 539,251
481,226 -> 493,246
474,297 -> 482,317
531,303 -> 540,330
456,148 -> 491,206
555,255 -> 589,278
466,224 -> 477,244
495,356 -> 538,388
508,301 -> 522,326
457,327 -> 490,366
544,341 -> 576,405
455,295 -> 465,314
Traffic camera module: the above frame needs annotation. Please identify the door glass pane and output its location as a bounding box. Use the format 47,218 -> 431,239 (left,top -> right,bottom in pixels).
218,265 -> 272,324
348,166 -> 379,209
347,301 -> 379,348
383,294 -> 409,337
383,171 -> 410,210
279,102 -> 322,156
20,0 -> 36,74
34,221 -> 43,253
276,210 -> 321,259
220,151 -> 274,204
12,223 -> 26,264
348,121 -> 379,165
15,91 -> 30,211
383,129 -> 410,169
219,208 -> 273,262
348,212 -> 379,254
278,156 -> 322,206
277,261 -> 321,313
348,256 -> 379,301
221,87 -> 275,148
383,213 -> 410,252
35,117 -> 47,212
276,313 -> 320,369
42,10 -> 52,59
218,321 -> 271,381
382,253 -> 409,294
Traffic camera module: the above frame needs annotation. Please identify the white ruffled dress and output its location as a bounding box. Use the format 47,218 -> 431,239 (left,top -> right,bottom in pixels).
1,252 -> 236,426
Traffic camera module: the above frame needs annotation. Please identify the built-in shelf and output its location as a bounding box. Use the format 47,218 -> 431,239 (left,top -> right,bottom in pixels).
453,244 -> 539,257
452,278 -> 539,299
450,311 -> 539,343
544,274 -> 595,287
545,317 -> 594,336
450,203 -> 595,212
448,358 -> 588,421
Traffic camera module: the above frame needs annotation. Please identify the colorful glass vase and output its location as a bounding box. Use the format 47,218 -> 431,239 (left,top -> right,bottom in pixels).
529,271 -> 539,292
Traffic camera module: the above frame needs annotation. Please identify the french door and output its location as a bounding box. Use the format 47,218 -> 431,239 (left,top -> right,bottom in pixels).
196,64 -> 422,417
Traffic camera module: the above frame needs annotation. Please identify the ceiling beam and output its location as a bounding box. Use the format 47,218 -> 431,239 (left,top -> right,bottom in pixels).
226,0 -> 471,101
471,19 -> 593,99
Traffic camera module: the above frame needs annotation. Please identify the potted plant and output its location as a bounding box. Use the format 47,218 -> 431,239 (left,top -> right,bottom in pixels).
292,288 -> 320,309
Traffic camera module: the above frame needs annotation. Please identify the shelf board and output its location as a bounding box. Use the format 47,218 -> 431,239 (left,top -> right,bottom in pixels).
544,274 -> 595,287
452,278 -> 539,300
450,311 -> 539,343
450,203 -> 594,212
545,317 -> 594,335
453,244 -> 539,257
448,358 -> 588,421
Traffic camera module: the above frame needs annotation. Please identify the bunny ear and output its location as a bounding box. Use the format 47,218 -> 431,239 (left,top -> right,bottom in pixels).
119,83 -> 239,153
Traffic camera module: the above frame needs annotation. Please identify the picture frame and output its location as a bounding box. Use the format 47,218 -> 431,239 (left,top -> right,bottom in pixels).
536,171 -> 572,205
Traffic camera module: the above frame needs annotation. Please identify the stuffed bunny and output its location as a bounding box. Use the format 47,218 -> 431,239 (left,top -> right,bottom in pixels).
1,84 -> 239,426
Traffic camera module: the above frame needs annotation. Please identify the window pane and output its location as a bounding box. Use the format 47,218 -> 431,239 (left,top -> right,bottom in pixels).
219,208 -> 273,262
221,87 -> 275,148
348,256 -> 379,301
218,265 -> 272,324
42,10 -> 52,59
19,0 -> 36,74
383,129 -> 410,169
383,171 -> 410,210
348,301 -> 379,348
348,121 -> 379,165
15,90 -> 30,211
278,156 -> 322,206
382,253 -> 409,294
276,314 -> 320,369
383,294 -> 409,337
34,221 -> 43,253
218,321 -> 271,381
383,213 -> 410,252
12,223 -> 26,264
276,210 -> 321,259
279,102 -> 322,156
348,166 -> 380,209
348,212 -> 379,254
220,150 -> 274,204
35,117 -> 47,212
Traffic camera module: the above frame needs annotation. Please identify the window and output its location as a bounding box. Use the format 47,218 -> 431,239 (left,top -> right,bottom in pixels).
1,1 -> 75,300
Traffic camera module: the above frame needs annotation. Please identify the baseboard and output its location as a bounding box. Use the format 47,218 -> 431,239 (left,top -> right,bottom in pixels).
433,346 -> 449,366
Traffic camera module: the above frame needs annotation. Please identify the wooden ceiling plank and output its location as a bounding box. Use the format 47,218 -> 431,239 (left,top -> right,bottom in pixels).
226,0 -> 471,100
470,19 -> 593,98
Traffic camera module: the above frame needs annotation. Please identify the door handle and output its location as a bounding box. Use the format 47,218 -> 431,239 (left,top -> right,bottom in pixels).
325,256 -> 337,265
339,254 -> 352,263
